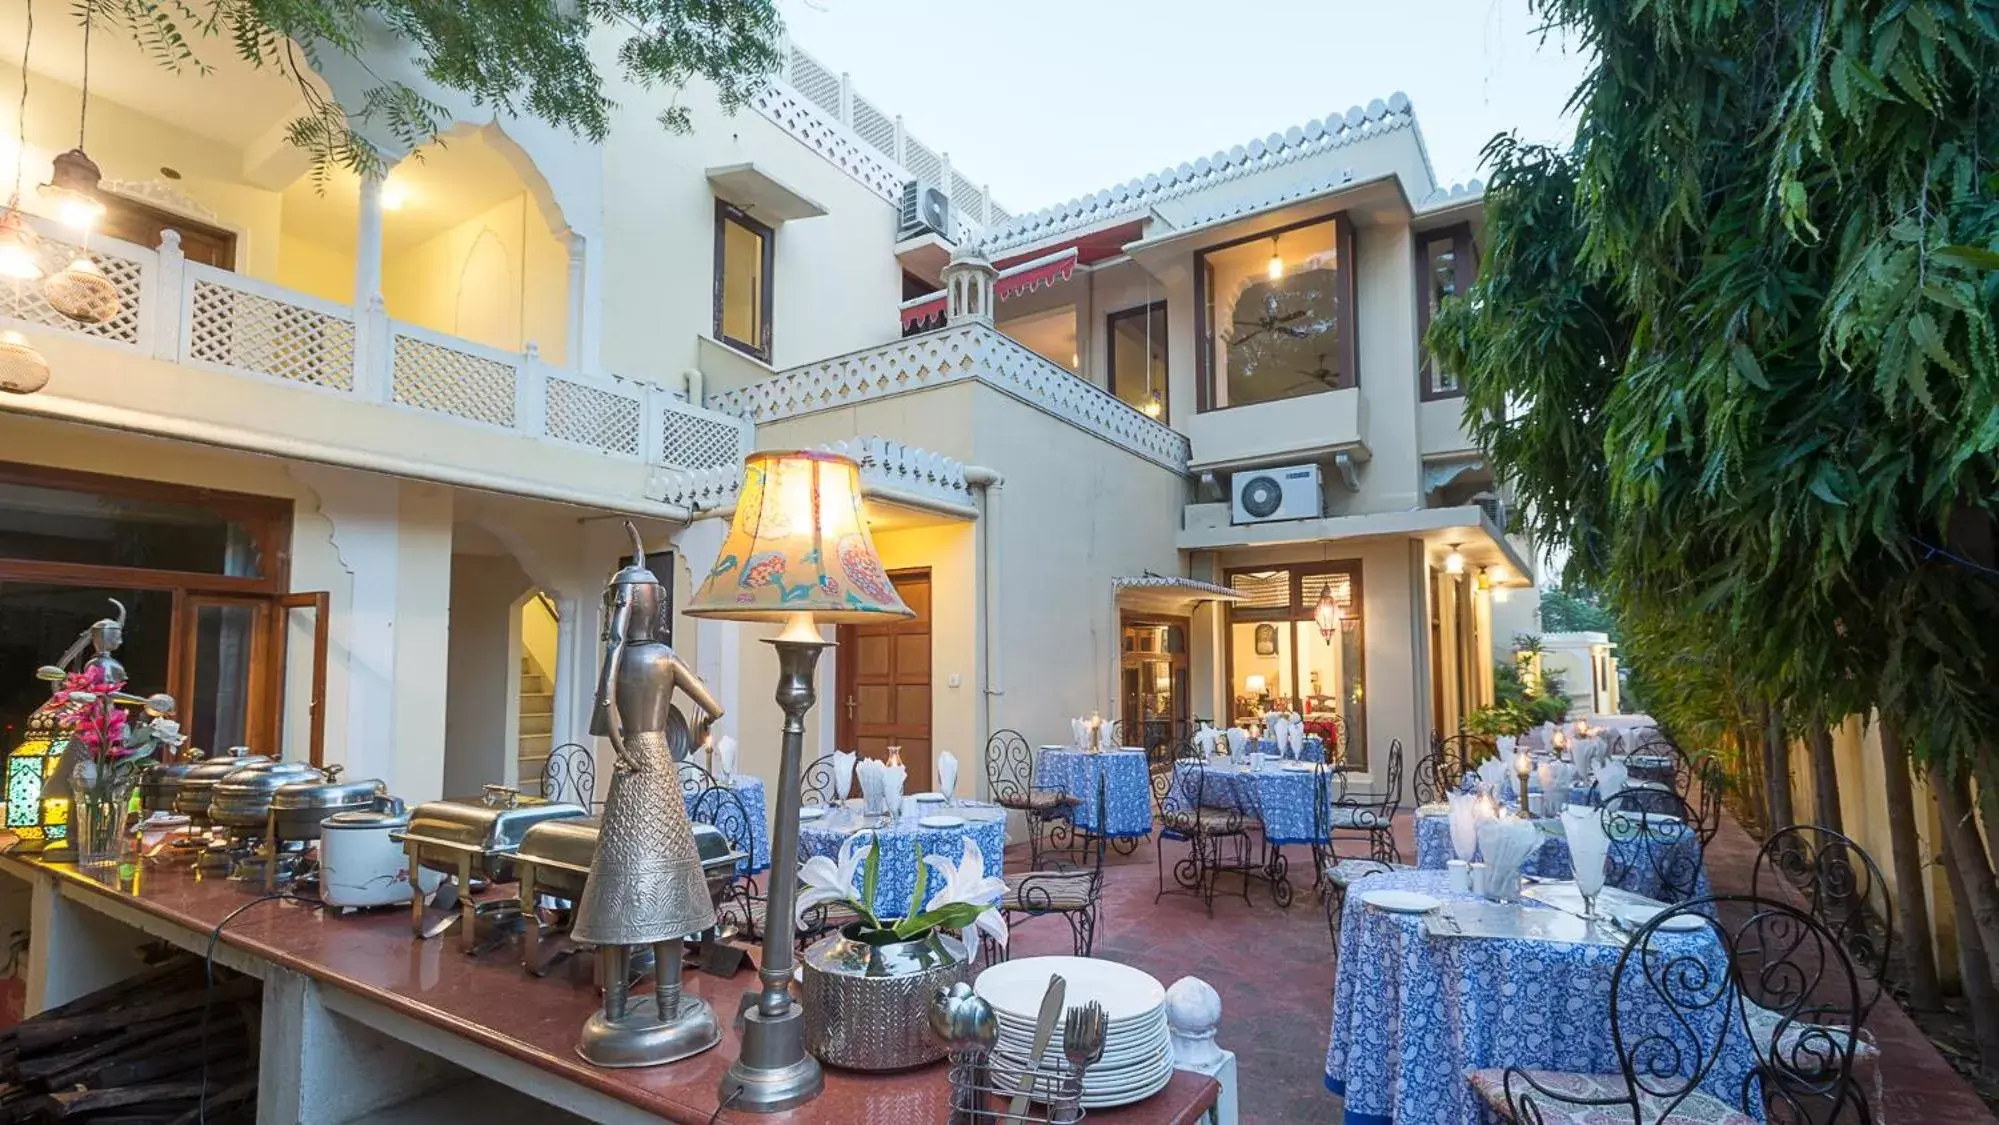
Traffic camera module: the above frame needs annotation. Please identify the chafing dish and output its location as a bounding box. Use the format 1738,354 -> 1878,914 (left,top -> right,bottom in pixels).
138,754 -> 207,815
209,760 -> 328,829
394,784 -> 587,952
515,817 -> 745,975
169,748 -> 271,822
269,767 -> 394,838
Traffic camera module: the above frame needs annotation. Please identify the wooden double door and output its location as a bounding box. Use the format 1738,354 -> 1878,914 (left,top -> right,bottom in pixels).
834,569 -> 932,794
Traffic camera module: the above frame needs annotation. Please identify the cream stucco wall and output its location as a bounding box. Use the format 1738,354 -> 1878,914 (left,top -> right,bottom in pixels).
442,552 -> 532,797
275,233 -> 354,306
382,191 -> 571,364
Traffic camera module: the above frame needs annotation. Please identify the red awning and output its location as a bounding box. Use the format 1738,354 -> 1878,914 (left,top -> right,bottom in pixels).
898,248 -> 1080,330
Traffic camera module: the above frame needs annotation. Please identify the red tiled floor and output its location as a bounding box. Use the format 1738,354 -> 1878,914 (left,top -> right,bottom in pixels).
1005,810 -> 1995,1124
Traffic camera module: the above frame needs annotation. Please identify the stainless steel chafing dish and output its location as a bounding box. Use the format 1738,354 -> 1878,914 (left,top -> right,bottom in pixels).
210,760 -> 328,829
514,817 -> 745,975
268,767 -> 394,838
394,784 -> 587,951
138,752 -> 207,815
170,748 -> 272,822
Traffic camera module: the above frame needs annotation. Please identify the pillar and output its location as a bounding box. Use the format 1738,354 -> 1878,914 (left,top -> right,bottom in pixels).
564,231 -> 587,372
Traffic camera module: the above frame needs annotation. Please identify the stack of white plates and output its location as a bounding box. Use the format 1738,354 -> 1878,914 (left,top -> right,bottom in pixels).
974,956 -> 1174,1109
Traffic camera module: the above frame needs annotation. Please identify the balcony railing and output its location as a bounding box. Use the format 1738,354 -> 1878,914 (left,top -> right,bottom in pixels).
707,322 -> 1191,473
657,435 -> 975,515
3,213 -> 749,474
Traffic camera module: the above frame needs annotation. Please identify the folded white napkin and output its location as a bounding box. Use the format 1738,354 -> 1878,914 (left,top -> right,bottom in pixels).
1475,817 -> 1541,899
1194,724 -> 1218,756
1496,735 -> 1515,757
1224,728 -> 1247,756
1596,760 -> 1629,800
1476,757 -> 1510,793
1096,723 -> 1119,754
938,750 -> 959,800
1536,760 -> 1574,814
856,758 -> 880,813
1562,806 -> 1612,898
1284,718 -> 1303,754
884,762 -> 906,810
1072,718 -> 1088,753
833,749 -> 857,803
716,735 -> 739,783
1447,792 -> 1480,863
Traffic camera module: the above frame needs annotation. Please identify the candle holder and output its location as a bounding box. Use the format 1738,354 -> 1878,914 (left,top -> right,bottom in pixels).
1513,751 -> 1533,817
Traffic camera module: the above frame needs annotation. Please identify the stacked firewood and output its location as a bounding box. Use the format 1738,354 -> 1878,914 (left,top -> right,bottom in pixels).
0,953 -> 259,1123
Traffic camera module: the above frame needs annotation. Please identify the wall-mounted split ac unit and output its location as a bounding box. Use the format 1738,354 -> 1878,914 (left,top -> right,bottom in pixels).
1231,464 -> 1322,524
897,181 -> 951,240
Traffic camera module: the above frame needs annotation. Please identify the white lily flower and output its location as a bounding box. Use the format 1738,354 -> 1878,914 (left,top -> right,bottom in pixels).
796,832 -> 873,930
923,836 -> 1008,912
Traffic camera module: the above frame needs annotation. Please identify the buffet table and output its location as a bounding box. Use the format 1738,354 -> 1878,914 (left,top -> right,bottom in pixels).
0,854 -> 1220,1125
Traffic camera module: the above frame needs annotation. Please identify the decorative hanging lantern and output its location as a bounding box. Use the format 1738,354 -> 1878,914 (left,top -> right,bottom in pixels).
0,330 -> 50,394
3,690 -> 80,850
0,207 -> 42,281
1444,542 -> 1466,575
1313,584 -> 1341,644
43,253 -> 118,324
40,149 -> 104,233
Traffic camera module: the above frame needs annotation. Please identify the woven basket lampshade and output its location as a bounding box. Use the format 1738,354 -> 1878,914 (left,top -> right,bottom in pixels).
0,331 -> 49,395
685,451 -> 912,629
43,255 -> 119,324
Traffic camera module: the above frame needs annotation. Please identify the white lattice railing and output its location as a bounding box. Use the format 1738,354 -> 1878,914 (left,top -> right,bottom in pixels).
758,42 -> 1002,234
0,213 -> 749,481
707,323 -> 1191,473
656,435 -> 972,513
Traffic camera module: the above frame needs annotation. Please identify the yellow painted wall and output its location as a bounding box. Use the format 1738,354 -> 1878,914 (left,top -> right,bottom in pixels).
0,60 -> 286,282
381,192 -> 570,364
275,233 -> 353,306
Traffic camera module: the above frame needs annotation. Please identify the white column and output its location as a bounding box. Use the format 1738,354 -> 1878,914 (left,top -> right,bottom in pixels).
564,232 -> 587,372
353,173 -> 390,401
355,173 -> 385,308
551,590 -> 595,752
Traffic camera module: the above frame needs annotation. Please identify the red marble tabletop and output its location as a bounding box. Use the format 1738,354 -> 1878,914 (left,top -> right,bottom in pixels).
5,856 -> 1219,1125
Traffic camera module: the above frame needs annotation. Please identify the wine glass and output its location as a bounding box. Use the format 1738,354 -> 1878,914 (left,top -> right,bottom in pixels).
1574,847 -> 1607,926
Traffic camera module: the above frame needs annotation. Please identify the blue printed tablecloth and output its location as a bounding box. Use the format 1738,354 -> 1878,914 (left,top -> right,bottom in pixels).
1035,748 -> 1151,838
1250,735 -> 1328,761
1171,761 -> 1328,845
1324,869 -> 1755,1123
685,775 -> 769,874
798,801 -> 1007,919
1414,810 -> 1712,903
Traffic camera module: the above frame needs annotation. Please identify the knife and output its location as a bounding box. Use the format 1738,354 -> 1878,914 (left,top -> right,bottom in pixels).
1005,974 -> 1066,1124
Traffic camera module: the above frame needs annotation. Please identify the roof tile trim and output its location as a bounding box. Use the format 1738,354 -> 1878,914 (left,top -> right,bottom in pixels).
977,92 -> 1416,256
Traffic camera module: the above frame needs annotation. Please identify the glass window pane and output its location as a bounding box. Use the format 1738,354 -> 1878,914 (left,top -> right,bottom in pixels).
719,214 -> 766,349
1426,237 -> 1462,393
1230,619 -> 1293,721
0,584 -> 175,748
1204,218 -> 1343,408
0,481 -> 264,576
1108,304 -> 1168,421
996,306 -> 1078,371
189,602 -> 261,752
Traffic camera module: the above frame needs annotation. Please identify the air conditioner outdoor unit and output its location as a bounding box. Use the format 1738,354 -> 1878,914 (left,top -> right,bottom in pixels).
1231,464 -> 1322,524
897,181 -> 951,240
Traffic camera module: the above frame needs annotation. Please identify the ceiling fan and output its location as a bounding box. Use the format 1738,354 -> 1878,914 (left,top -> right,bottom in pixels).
1301,353 -> 1341,387
1227,292 -> 1310,347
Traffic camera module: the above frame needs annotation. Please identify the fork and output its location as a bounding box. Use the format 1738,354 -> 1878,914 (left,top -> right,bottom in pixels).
1058,1001 -> 1107,1121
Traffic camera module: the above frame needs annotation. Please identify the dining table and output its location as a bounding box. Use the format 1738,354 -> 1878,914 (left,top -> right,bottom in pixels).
1036,746 -> 1154,839
1323,869 -> 1755,1124
797,797 -> 1008,918
1170,758 -> 1346,906
685,773 -> 770,873
1412,805 -> 1713,904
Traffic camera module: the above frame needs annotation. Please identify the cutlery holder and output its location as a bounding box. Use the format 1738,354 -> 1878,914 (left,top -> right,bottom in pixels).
946,1052 -> 1085,1123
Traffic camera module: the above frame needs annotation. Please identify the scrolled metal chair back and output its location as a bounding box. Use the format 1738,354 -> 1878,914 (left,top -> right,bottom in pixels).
1145,739 -> 1185,819
1601,787 -> 1705,902
676,760 -> 716,804
686,776 -> 756,878
984,729 -> 1035,806
1632,730 -> 1696,796
1691,752 -> 1727,845
1413,733 -> 1493,804
540,742 -> 596,808
1752,824 -> 1891,1020
1501,894 -> 1873,1125
799,753 -> 846,807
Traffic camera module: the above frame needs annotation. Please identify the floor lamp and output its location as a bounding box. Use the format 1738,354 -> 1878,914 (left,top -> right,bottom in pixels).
686,450 -> 913,1113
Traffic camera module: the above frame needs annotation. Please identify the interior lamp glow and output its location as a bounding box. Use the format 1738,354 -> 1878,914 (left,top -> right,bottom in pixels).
0,209 -> 43,280
379,181 -> 409,211
1313,585 -> 1341,643
41,150 -> 105,232
1144,390 -> 1163,418
1266,239 -> 1284,281
1444,542 -> 1465,575
685,450 -> 911,1112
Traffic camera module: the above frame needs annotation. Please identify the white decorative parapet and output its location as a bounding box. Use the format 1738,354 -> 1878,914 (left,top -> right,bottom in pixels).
707,323 -> 1191,473
654,435 -> 973,515
0,211 -> 748,477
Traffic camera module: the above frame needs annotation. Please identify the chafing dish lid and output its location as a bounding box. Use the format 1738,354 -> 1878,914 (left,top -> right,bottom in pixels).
399,785 -> 587,855
180,750 -> 273,785
517,816 -> 601,874
271,767 -> 386,810
691,821 -> 744,871
325,809 -> 409,830
214,760 -> 325,798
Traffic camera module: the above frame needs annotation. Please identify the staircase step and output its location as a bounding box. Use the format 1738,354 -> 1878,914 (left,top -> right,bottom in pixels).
521,692 -> 554,712
519,713 -> 554,736
521,675 -> 549,695
519,733 -> 553,757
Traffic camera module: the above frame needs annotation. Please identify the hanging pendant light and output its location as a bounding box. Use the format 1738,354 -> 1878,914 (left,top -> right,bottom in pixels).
0,330 -> 51,394
1444,542 -> 1466,575
0,206 -> 41,280
1313,584 -> 1341,644
1143,389 -> 1163,418
1266,237 -> 1284,282
39,13 -> 103,233
44,252 -> 117,324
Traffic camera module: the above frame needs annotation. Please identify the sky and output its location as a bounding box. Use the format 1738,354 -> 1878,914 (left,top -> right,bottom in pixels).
777,0 -> 1593,215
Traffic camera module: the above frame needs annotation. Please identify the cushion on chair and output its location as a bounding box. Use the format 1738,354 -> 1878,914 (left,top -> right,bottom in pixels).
1327,806 -> 1389,829
718,896 -> 860,938
1466,1069 -> 1756,1124
1159,808 -> 1256,835
998,789 -> 1080,813
1322,858 -> 1410,889
1002,871 -> 1095,912
1743,1001 -> 1881,1088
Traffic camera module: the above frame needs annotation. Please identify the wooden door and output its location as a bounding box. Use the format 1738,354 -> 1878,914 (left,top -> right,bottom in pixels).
97,194 -> 237,268
836,570 -> 932,793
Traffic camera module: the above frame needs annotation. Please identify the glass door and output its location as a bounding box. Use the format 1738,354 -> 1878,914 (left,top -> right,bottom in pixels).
178,595 -> 272,754
1120,617 -> 1189,753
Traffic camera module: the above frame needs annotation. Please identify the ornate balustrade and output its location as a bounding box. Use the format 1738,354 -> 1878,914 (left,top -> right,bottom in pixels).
1,213 -> 749,476
707,323 -> 1191,473
656,435 -> 975,515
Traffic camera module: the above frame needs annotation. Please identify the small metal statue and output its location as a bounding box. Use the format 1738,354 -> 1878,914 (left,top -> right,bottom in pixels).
573,523 -> 727,1068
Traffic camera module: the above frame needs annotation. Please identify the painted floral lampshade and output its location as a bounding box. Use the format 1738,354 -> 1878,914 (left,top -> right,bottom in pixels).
686,451 -> 913,628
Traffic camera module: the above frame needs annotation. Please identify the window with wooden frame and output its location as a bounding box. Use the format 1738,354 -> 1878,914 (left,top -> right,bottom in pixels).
0,463 -> 328,763
1417,225 -> 1478,400
1222,562 -> 1366,765
713,200 -> 774,361
1196,213 -> 1357,411
1106,301 -> 1169,422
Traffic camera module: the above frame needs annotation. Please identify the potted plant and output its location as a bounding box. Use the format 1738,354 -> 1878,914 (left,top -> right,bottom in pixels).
794,834 -> 1008,1071
52,665 -> 182,867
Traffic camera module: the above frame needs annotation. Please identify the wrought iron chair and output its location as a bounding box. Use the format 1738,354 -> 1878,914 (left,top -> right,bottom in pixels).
682,775 -> 762,933
1314,761 -> 1410,954
1628,730 -> 1695,794
1470,894 -> 1876,1124
1327,738 -> 1403,863
799,752 -> 856,808
1752,825 -> 1892,1017
1690,752 -> 1727,846
1412,732 -> 1494,805
1601,787 -> 1706,903
1149,740 -> 1255,916
1000,768 -> 1109,956
540,742 -> 597,809
985,729 -> 1078,870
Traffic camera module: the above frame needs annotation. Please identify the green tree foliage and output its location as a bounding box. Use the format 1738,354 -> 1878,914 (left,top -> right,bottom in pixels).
80,0 -> 784,178
1429,0 -> 1999,782
1538,584 -> 1617,638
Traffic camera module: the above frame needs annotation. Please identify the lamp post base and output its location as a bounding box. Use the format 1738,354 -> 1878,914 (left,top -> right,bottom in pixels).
719,1003 -> 823,1113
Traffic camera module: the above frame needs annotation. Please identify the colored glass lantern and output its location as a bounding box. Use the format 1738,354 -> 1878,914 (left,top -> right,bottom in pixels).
4,695 -> 83,849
